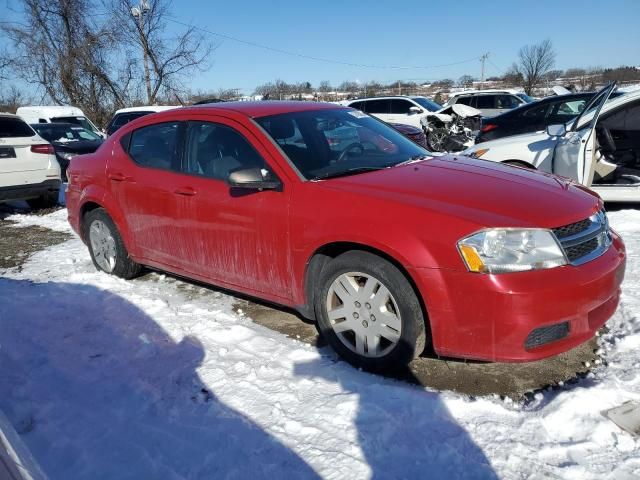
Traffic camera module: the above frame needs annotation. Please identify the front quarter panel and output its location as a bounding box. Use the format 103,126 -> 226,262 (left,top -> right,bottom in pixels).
468,132 -> 558,171
289,182 -> 478,305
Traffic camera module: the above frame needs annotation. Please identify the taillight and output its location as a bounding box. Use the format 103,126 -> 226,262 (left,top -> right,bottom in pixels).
31,144 -> 55,154
480,124 -> 498,133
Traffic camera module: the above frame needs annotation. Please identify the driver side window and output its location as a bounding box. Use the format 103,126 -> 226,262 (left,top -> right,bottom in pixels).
182,121 -> 267,181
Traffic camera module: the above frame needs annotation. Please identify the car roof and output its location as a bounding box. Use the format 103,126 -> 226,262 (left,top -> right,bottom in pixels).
185,101 -> 346,118
449,89 -> 522,97
16,106 -> 85,115
0,112 -> 21,119
346,96 -> 419,102
114,105 -> 181,115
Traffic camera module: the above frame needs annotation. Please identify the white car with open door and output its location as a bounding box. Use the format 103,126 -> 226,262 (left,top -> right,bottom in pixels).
464,83 -> 640,202
0,113 -> 61,208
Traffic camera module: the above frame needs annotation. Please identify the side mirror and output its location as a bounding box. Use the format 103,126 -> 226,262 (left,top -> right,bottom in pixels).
227,167 -> 281,190
409,106 -> 423,114
546,124 -> 566,137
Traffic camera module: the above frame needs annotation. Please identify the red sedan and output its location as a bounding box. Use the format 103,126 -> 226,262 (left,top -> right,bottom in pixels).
66,101 -> 625,371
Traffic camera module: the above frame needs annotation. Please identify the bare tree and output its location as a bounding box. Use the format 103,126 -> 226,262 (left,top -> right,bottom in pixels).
109,0 -> 214,104
317,80 -> 332,101
5,0 -> 137,126
457,75 -> 475,88
514,39 -> 556,95
0,85 -> 30,112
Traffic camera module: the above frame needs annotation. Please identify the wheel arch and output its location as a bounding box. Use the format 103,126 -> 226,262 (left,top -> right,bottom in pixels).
502,159 -> 536,169
77,188 -> 136,256
300,242 -> 430,337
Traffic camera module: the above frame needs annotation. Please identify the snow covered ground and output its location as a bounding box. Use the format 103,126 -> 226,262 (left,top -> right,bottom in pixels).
1,208 -> 639,479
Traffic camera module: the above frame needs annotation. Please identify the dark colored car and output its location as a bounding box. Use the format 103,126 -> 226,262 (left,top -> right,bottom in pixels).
476,91 -> 624,143
66,101 -> 625,371
31,123 -> 103,180
105,107 -> 181,136
389,123 -> 428,148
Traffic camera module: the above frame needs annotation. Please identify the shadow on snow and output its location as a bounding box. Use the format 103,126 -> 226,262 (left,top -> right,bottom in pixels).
0,278 -> 318,479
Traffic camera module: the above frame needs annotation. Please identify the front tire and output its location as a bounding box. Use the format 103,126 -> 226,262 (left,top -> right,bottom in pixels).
83,208 -> 142,279
314,251 -> 427,372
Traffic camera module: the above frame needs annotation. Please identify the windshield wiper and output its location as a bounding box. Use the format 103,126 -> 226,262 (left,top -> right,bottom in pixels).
311,166 -> 388,181
394,154 -> 430,167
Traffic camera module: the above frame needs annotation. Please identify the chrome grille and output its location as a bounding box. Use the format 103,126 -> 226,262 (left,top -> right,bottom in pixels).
552,210 -> 612,266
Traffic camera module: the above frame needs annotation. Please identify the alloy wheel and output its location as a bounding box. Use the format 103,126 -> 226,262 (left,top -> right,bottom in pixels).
326,272 -> 402,358
89,219 -> 117,273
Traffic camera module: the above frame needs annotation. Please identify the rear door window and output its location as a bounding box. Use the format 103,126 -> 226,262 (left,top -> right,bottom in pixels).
128,122 -> 182,171
349,101 -> 366,112
389,99 -> 413,114
496,95 -> 519,109
363,99 -> 391,114
0,117 -> 36,138
476,95 -> 497,109
455,96 -> 475,107
521,103 -> 550,120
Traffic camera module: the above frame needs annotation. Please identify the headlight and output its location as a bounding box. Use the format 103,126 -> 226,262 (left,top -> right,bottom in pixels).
467,148 -> 489,159
58,152 -> 77,160
458,228 -> 567,273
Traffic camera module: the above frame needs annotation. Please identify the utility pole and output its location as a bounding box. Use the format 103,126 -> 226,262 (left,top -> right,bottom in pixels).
131,1 -> 152,104
479,52 -> 490,89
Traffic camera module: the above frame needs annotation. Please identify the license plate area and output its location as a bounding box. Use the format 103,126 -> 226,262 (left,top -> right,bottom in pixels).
0,147 -> 16,158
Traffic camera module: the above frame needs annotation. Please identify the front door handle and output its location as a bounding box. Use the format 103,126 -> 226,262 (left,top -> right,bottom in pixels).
174,187 -> 197,196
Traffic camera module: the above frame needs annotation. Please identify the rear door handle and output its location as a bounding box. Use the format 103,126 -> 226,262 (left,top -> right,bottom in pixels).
173,187 -> 197,196
108,172 -> 132,182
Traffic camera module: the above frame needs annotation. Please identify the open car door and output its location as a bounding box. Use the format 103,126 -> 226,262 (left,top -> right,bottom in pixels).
553,82 -> 616,185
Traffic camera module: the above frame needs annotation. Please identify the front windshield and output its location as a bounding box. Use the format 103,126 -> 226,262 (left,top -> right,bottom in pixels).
256,109 -> 430,180
411,97 -> 442,112
33,124 -> 101,143
52,116 -> 99,134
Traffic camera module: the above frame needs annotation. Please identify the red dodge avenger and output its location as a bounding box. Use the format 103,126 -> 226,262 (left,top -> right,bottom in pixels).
66,101 -> 625,371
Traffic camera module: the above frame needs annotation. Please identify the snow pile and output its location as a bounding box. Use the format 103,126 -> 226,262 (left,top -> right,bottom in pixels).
4,208 -> 69,232
0,210 -> 639,479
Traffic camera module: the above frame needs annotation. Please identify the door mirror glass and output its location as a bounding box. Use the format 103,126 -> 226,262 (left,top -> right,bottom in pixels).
227,167 -> 281,190
408,106 -> 422,114
547,124 -> 566,137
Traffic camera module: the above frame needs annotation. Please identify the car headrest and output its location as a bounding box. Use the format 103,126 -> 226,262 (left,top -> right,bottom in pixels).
266,117 -> 295,140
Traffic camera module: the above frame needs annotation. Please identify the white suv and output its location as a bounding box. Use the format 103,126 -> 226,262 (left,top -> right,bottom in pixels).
345,96 -> 442,130
443,90 -> 532,117
0,113 -> 61,208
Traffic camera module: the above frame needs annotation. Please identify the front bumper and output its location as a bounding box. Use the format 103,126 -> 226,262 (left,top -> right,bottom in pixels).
0,179 -> 61,202
412,232 -> 626,362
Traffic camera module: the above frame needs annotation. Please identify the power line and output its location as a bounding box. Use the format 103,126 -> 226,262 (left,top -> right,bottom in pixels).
488,59 -> 505,75
166,16 -> 483,71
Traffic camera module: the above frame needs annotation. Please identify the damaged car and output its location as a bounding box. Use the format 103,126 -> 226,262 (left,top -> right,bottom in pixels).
421,103 -> 482,152
465,83 -> 640,202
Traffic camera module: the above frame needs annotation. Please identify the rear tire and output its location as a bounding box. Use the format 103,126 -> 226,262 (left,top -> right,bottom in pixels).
83,208 -> 142,279
314,250 -> 427,372
27,191 -> 59,210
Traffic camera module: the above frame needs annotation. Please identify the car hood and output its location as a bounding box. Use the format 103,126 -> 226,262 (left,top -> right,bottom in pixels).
320,155 -> 600,229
